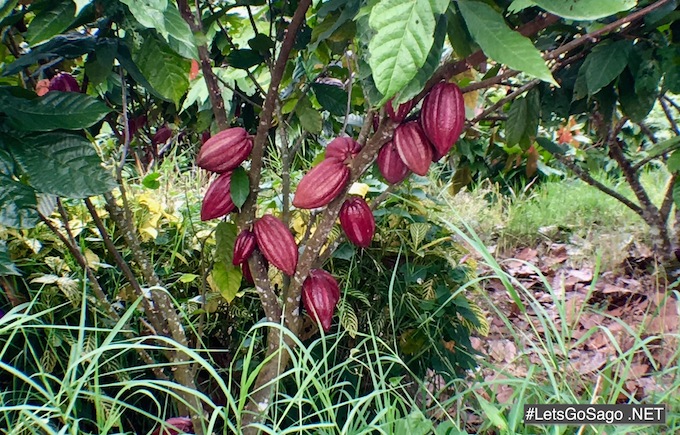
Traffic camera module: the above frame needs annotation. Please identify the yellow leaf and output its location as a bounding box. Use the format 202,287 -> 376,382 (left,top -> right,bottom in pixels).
348,182 -> 369,198
84,249 -> 100,272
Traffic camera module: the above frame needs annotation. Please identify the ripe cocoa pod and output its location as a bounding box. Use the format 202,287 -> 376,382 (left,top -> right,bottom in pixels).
233,230 -> 257,265
393,121 -> 433,176
377,140 -> 410,184
197,127 -> 253,173
325,137 -> 361,163
253,214 -> 298,275
152,417 -> 193,435
292,159 -> 350,209
386,98 -> 415,123
302,269 -> 341,332
48,72 -> 80,93
200,172 -> 235,221
339,197 -> 375,248
152,124 -> 172,145
420,82 -> 465,160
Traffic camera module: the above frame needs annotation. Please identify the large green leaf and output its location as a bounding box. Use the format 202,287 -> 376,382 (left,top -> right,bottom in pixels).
368,0 -> 440,100
2,92 -> 110,131
397,13 -> 447,105
446,4 -> 475,59
0,0 -> 19,22
230,167 -> 249,210
25,1 -> 76,45
2,34 -> 96,76
674,178 -> 680,209
215,221 -> 238,264
585,39 -> 631,95
457,0 -> 555,84
9,133 -> 116,198
296,96 -> 322,134
0,174 -> 39,229
0,148 -> 14,175
0,240 -> 21,276
312,83 -> 349,116
618,67 -> 656,123
133,35 -> 190,106
531,0 -> 636,20
505,97 -> 528,147
119,0 -> 167,32
211,260 -> 242,303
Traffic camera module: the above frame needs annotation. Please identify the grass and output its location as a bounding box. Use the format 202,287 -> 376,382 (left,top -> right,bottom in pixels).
440,169 -> 671,269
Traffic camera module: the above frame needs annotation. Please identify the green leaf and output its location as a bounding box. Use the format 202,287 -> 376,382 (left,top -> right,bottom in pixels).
1,34 -> 96,76
673,178 -> 680,208
248,33 -> 275,54
618,67 -> 656,123
85,40 -> 116,87
133,34 -> 190,106
531,0 -> 636,20
536,137 -> 567,155
368,0 -> 440,100
119,0 -> 167,32
164,4 -> 197,59
178,273 -> 198,283
312,83 -> 348,116
230,167 -> 249,210
142,172 -> 161,189
0,174 -> 39,229
25,1 -> 76,45
667,150 -> 680,173
226,49 -> 264,69
585,40 -> 631,95
394,411 -> 434,435
457,0 -> 554,84
210,260 -> 242,304
73,0 -> 92,16
446,4 -> 475,59
296,96 -> 322,134
476,395 -> 507,430
8,133 -> 116,198
0,148 -> 14,175
215,221 -> 238,264
506,98 -> 528,147
0,240 -> 21,276
2,92 -> 111,131
0,1 -> 19,22
397,13 -> 447,105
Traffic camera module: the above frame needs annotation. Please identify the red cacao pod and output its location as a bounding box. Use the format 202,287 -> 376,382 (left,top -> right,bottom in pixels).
152,417 -> 193,435
386,98 -> 415,123
48,72 -> 80,92
152,124 -> 172,145
339,197 -> 375,248
420,82 -> 465,160
253,214 -> 298,275
292,159 -> 350,209
200,172 -> 235,221
325,137 -> 361,163
233,230 -> 257,265
377,140 -> 410,184
242,262 -> 254,284
393,121 -> 433,176
302,269 -> 341,332
197,127 -> 253,173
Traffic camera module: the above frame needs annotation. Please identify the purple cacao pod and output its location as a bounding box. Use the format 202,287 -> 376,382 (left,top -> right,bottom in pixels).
200,172 -> 235,221
420,82 -> 465,160
377,140 -> 410,184
233,230 -> 257,265
48,72 -> 80,93
152,124 -> 172,145
197,127 -> 253,173
253,214 -> 298,276
302,269 -> 341,332
339,197 -> 375,248
386,97 -> 415,123
325,137 -> 361,163
292,159 -> 350,209
152,417 -> 193,435
393,121 -> 433,176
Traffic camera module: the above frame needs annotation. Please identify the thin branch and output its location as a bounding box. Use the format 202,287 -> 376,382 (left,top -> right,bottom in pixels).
341,52 -> 355,134
631,141 -> 680,172
660,173 -> 677,223
461,69 -> 519,94
467,79 -> 541,127
659,97 -> 680,136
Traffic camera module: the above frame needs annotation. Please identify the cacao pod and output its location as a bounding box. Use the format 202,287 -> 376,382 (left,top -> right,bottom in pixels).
253,214 -> 298,275
152,417 -> 193,435
339,197 -> 375,248
197,127 -> 253,173
393,121 -> 433,176
48,72 -> 80,93
377,140 -> 410,184
325,137 -> 361,163
292,159 -> 350,209
200,172 -> 235,221
152,124 -> 172,145
302,269 -> 341,332
386,98 -> 415,123
420,82 -> 465,160
242,262 -> 254,284
233,230 -> 257,265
